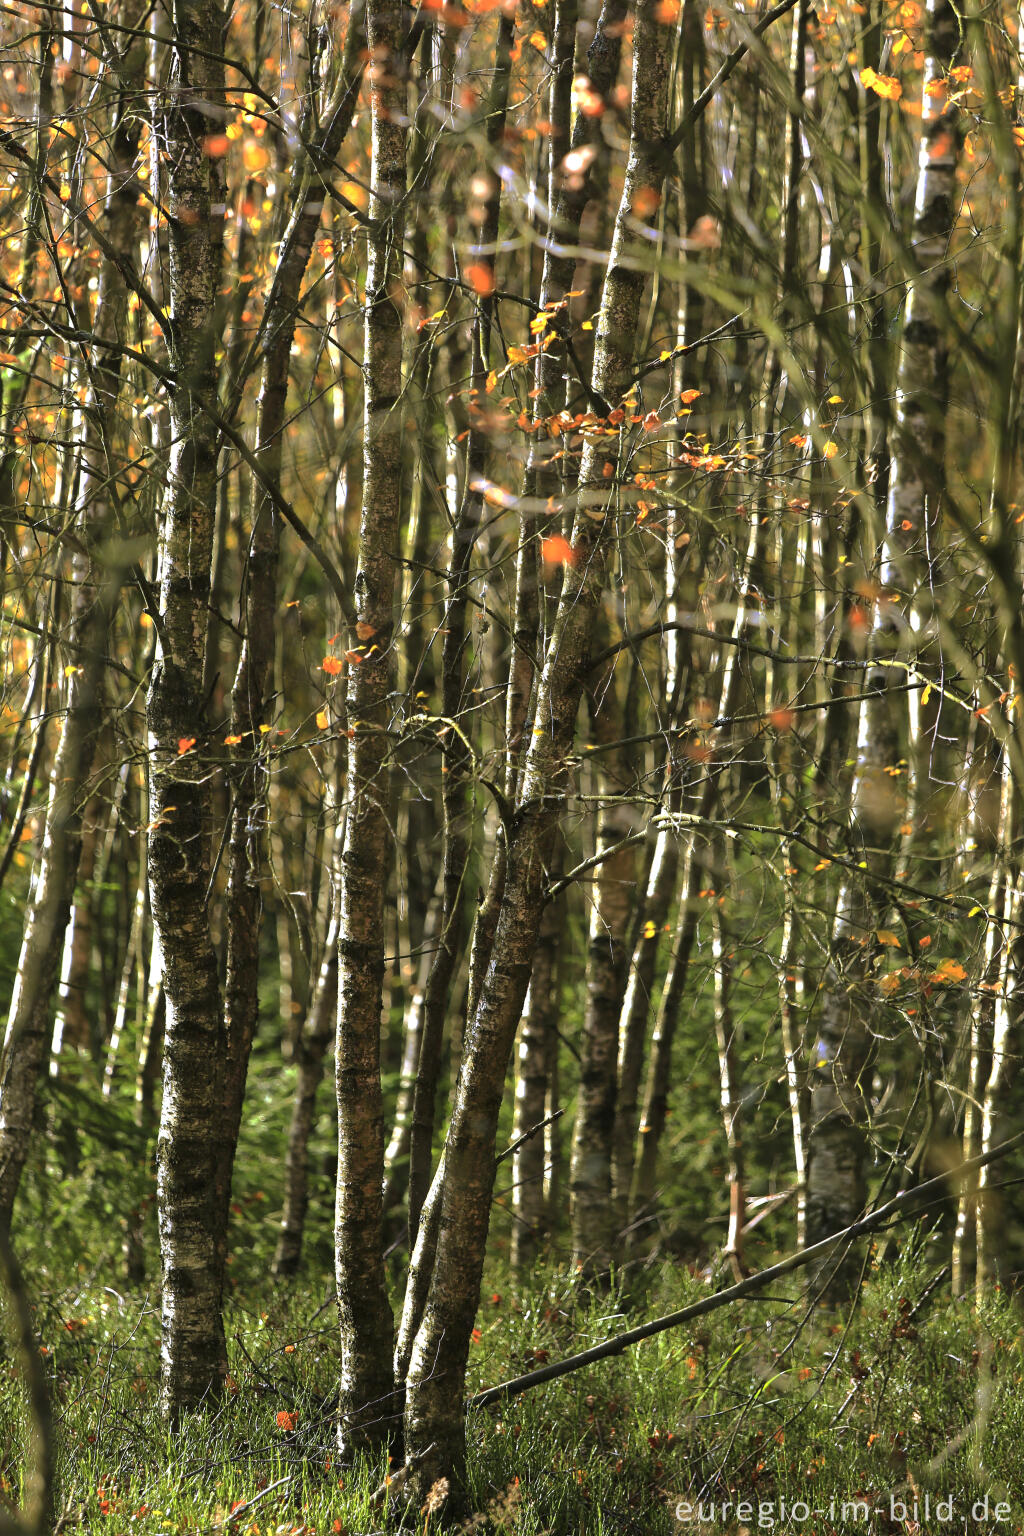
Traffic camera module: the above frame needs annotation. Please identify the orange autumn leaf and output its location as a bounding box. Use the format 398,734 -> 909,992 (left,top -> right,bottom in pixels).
276,1410 -> 299,1431
355,622 -> 377,641
177,737 -> 196,755
541,534 -> 574,566
679,388 -> 701,404
632,186 -> 661,218
224,734 -> 243,746
465,262 -> 495,296
322,656 -> 344,676
860,67 -> 902,100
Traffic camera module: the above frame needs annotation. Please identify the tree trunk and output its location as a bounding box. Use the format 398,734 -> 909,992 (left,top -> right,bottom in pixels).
148,0 -> 229,1414
0,59 -> 144,1232
511,885 -> 565,1268
219,28 -> 365,1284
401,0 -> 671,1495
570,639 -> 638,1270
334,0 -> 406,1455
805,0 -> 960,1296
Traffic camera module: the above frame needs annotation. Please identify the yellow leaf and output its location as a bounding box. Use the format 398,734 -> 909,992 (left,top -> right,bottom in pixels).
507,345 -> 530,365
643,920 -> 657,938
823,440 -> 839,459
876,930 -> 901,947
242,139 -> 270,173
934,958 -> 967,982
860,67 -> 902,99
316,710 -> 328,730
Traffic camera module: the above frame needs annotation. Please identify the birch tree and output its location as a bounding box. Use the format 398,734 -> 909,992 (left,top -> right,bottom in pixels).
805,0 -> 961,1289
333,0 -> 407,1453
400,0 -> 673,1493
146,0 -> 230,1411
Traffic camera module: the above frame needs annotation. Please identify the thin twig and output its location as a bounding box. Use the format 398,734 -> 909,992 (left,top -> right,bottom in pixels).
496,1109 -> 564,1165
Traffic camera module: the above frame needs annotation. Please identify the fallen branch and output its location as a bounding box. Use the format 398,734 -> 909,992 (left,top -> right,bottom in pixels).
467,1133 -> 1024,1411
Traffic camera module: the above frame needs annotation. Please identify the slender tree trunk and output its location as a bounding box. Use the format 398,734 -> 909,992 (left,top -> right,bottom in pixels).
401,0 -> 672,1494
219,31 -> 365,1281
633,510 -> 760,1219
273,911 -> 339,1278
570,638 -> 638,1270
0,58 -> 144,1231
334,0 -> 406,1455
148,0 -> 229,1413
406,7 -> 515,1246
511,884 -> 564,1268
805,0 -> 960,1294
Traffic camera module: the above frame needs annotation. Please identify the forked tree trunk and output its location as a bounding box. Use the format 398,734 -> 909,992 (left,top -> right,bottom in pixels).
400,0 -> 671,1495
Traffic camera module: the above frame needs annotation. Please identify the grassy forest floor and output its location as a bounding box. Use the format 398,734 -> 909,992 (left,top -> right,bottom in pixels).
4,1237 -> 1024,1536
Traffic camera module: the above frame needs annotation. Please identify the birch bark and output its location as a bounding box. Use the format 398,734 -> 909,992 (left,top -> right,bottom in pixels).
0,48 -> 144,1230
805,0 -> 960,1292
400,0 -> 672,1494
148,0 -> 229,1412
334,0 -> 406,1454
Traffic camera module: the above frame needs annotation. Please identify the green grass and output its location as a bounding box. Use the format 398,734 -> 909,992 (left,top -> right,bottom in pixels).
4,1238 -> 1024,1534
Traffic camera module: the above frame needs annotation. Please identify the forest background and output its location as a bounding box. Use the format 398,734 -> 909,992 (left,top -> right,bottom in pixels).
2,0 -> 1024,1523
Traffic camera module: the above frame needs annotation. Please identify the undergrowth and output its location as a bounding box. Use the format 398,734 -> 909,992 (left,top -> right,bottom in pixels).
2,1234 -> 1024,1535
